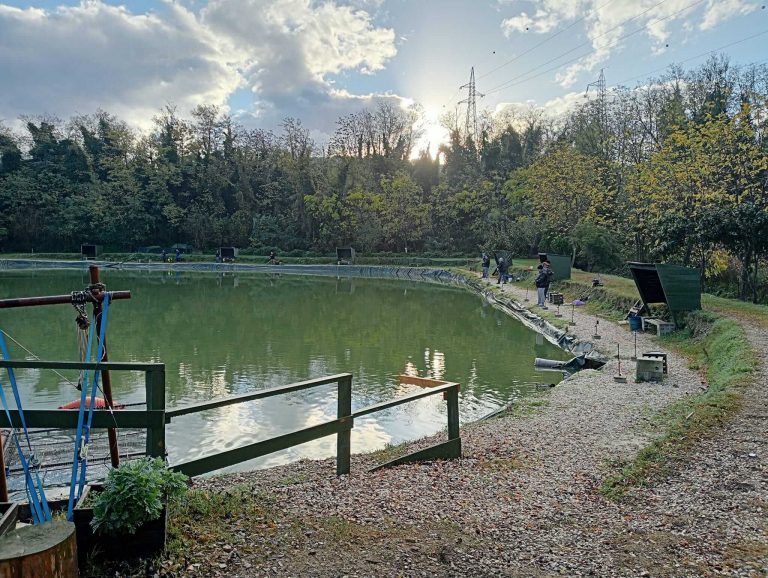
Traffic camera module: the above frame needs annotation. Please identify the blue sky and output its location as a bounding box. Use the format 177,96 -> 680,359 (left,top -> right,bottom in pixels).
1,0 -> 765,149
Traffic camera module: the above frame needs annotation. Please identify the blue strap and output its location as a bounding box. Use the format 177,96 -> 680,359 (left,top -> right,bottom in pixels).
77,293 -> 110,498
0,336 -> 34,453
67,308 -> 97,520
0,380 -> 43,523
67,293 -> 110,520
0,331 -> 50,524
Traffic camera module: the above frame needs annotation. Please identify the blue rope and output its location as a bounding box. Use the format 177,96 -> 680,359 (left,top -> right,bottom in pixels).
0,331 -> 51,524
77,292 -> 110,499
67,303 -> 97,521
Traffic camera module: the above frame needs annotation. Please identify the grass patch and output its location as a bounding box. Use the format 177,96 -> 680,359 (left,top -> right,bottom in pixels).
276,473 -> 309,486
81,484 -> 280,577
703,294 -> 768,329
364,440 -> 410,463
601,312 -> 754,498
502,396 -> 551,419
165,485 -> 279,550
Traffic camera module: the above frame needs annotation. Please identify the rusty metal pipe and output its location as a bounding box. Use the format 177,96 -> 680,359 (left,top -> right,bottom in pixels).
0,291 -> 131,309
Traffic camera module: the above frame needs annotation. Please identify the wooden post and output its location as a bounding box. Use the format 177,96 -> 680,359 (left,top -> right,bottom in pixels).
446,385 -> 460,440
336,375 -> 352,476
145,366 -> 166,459
89,265 -> 120,468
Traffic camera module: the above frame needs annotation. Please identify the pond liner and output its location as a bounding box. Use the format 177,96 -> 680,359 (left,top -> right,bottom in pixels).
535,355 -> 606,372
2,260 -> 603,362
0,260 -> 456,283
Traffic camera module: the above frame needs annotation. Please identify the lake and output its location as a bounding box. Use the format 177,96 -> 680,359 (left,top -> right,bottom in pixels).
0,268 -> 567,473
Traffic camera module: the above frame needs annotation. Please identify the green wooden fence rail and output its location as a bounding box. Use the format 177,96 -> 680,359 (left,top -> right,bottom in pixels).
0,359 -> 166,458
167,374 -> 462,477
0,361 -> 462,478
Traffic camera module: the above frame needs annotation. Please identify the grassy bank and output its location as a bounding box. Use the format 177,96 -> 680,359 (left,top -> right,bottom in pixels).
480,265 -> 758,497
601,311 -> 754,498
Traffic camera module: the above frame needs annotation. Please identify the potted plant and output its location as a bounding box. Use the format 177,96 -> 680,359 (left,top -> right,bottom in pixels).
74,457 -> 187,563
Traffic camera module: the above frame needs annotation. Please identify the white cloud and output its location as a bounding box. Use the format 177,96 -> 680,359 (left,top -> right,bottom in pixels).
0,2 -> 240,129
498,0 -> 760,88
0,0 -> 398,136
502,9 -> 560,34
700,0 -> 757,30
494,90 -> 586,119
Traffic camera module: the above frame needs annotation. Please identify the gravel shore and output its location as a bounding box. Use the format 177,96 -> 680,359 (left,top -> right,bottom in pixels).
176,274 -> 766,577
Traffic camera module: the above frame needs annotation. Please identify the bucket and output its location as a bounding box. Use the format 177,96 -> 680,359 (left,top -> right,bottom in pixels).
629,315 -> 642,331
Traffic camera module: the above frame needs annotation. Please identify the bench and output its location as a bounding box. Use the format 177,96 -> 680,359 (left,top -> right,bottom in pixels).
641,318 -> 675,336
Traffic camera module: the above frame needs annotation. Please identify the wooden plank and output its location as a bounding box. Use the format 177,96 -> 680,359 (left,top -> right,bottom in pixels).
170,417 -> 353,477
0,360 -> 162,372
352,383 -> 458,419
369,438 -> 462,471
0,409 -> 164,430
398,375 -> 448,387
0,503 -> 18,536
165,373 -> 353,421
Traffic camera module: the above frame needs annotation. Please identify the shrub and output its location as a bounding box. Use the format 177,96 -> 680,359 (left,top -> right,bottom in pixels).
91,457 -> 188,535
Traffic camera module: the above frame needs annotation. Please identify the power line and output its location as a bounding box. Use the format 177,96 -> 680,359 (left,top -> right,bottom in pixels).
477,0 -> 620,81
441,0 -> 656,114
483,27 -> 768,104
612,29 -> 768,86
484,0 -> 707,96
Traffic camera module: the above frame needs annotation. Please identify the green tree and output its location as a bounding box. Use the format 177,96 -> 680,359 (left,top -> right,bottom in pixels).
379,172 -> 429,252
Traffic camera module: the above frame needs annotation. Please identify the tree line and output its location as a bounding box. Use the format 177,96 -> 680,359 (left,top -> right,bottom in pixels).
1,56 -> 766,300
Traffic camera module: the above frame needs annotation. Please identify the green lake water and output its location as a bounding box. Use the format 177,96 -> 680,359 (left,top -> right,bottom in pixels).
0,269 -> 568,473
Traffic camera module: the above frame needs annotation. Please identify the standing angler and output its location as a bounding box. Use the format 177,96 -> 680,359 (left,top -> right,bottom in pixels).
535,261 -> 554,308
497,257 -> 509,285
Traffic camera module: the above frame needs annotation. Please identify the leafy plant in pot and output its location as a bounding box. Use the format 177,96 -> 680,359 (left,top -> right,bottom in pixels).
74,457 -> 187,563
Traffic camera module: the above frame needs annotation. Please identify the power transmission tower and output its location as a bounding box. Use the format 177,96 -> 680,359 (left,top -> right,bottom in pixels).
585,68 -> 608,159
585,68 -> 606,106
459,67 -> 484,147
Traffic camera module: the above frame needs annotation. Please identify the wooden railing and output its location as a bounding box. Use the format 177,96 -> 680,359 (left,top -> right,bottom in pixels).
0,361 -> 461,478
0,360 -> 166,459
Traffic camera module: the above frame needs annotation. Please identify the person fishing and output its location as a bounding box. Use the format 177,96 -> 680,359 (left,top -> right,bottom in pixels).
481,253 -> 490,279
497,257 -> 509,285
543,260 -> 555,297
535,261 -> 555,308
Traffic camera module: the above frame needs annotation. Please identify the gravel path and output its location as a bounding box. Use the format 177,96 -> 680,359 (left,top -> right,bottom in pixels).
178,275 -> 765,578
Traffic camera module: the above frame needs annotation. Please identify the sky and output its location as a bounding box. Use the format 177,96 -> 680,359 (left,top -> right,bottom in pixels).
1,0 -> 766,151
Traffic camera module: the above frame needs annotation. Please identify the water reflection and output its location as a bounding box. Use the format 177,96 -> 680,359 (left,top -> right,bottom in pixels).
0,270 -> 569,472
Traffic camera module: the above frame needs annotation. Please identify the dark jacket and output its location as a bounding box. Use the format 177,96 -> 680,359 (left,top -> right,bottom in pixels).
535,267 -> 554,288
498,259 -> 508,274
482,255 -> 490,267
